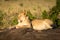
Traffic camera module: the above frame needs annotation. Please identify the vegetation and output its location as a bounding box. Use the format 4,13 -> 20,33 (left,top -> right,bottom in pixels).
49,7 -> 60,28
41,0 -> 60,28
5,0 -> 17,1
27,10 -> 37,21
0,11 -> 4,27
10,15 -> 18,26
41,6 -> 60,28
41,10 -> 49,19
20,3 -> 23,7
26,6 -> 60,28
0,10 -> 18,29
0,0 -> 60,29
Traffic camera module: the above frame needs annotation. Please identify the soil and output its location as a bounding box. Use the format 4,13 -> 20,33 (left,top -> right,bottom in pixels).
0,28 -> 60,40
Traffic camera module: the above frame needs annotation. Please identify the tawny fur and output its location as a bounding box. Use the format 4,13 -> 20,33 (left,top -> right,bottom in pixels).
32,19 -> 53,30
16,12 -> 31,28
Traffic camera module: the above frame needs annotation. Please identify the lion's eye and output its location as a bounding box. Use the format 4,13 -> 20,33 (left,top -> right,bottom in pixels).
20,20 -> 22,22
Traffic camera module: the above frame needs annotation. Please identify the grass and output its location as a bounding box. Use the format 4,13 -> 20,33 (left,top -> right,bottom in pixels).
0,11 -> 4,27
8,13 -> 18,26
27,10 -> 37,21
5,0 -> 17,1
0,0 -> 60,29
41,10 -> 49,19
41,6 -> 60,28
20,3 -> 23,7
0,10 -> 18,29
26,7 -> 60,28
10,16 -> 18,26
41,0 -> 60,28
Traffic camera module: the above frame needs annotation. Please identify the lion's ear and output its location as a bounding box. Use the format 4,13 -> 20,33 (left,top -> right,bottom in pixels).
21,10 -> 26,15
23,12 -> 25,15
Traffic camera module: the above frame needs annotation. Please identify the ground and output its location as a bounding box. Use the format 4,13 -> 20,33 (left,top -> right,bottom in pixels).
0,28 -> 60,40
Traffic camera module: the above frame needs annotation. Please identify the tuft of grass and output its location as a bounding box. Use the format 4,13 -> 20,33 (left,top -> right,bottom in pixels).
10,17 -> 18,26
27,10 -> 37,21
20,3 -> 23,7
0,10 -> 18,29
41,10 -> 49,19
41,6 -> 60,28
0,11 -> 4,21
8,13 -> 18,26
33,8 -> 36,10
57,19 -> 60,26
0,11 -> 4,26
48,6 -> 60,28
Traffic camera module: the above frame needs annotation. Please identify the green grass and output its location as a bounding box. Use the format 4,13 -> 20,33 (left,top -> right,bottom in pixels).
41,6 -> 60,28
26,9 -> 60,28
41,0 -> 60,28
41,10 -> 49,19
8,13 -> 18,26
57,19 -> 60,26
0,10 -> 18,29
27,10 -> 37,21
10,16 -> 18,26
0,11 -> 4,26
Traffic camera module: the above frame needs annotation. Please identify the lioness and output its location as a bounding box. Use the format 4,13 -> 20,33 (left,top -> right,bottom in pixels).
16,12 -> 31,28
32,19 -> 53,30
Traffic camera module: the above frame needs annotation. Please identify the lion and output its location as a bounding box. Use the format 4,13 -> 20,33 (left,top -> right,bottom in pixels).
16,12 -> 31,29
32,19 -> 53,30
